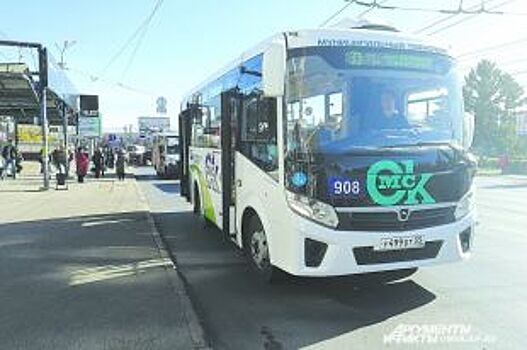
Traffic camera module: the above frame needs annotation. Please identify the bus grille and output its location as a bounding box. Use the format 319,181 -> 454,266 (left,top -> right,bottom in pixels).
353,240 -> 443,265
337,206 -> 455,232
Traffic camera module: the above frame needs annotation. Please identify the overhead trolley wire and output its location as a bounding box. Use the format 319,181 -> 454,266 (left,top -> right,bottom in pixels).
414,0 -> 497,34
426,0 -> 517,36
319,0 -> 391,27
357,0 -> 392,17
321,0 -> 524,31
319,1 -> 355,27
119,0 -> 164,83
355,0 -> 511,17
94,0 -> 164,81
69,66 -> 156,96
457,35 -> 527,59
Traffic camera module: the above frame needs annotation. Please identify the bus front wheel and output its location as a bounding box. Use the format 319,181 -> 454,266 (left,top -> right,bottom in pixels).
245,214 -> 283,283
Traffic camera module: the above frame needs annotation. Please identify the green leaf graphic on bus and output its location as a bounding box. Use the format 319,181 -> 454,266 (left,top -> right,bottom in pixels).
366,160 -> 435,206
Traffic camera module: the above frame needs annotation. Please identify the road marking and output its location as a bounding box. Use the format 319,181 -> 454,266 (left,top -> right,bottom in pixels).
69,258 -> 172,286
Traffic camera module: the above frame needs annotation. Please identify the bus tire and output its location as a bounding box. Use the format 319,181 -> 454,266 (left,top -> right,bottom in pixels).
244,214 -> 283,283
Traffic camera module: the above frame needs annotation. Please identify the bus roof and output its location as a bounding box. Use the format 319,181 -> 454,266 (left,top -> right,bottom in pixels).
181,25 -> 452,108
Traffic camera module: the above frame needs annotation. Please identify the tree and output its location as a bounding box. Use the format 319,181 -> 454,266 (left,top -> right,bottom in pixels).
463,60 -> 526,157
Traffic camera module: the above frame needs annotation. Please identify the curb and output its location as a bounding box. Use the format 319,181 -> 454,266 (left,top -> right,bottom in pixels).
133,177 -> 211,350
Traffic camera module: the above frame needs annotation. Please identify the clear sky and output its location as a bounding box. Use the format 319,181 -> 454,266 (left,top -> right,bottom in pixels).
1,0 -> 527,132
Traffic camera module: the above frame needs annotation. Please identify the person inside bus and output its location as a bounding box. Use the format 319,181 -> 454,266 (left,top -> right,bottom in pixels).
378,90 -> 409,129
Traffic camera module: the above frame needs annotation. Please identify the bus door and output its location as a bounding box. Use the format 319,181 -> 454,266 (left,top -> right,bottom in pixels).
179,109 -> 194,201
221,90 -> 241,239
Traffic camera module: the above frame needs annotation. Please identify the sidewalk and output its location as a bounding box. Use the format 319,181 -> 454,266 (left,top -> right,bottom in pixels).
0,162 -> 208,349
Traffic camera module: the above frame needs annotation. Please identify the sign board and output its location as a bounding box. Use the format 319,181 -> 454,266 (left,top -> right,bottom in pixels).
138,116 -> 170,135
17,125 -> 59,144
80,95 -> 99,111
79,115 -> 101,137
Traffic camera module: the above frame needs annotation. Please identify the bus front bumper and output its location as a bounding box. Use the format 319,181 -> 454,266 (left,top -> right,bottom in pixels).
278,210 -> 476,277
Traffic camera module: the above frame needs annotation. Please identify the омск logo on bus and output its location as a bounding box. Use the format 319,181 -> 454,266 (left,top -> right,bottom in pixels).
366,160 -> 436,206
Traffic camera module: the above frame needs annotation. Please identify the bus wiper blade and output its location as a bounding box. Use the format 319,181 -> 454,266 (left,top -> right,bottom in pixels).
381,141 -> 458,150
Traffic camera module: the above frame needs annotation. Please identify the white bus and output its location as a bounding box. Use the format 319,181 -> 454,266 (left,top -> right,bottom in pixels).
152,132 -> 180,178
179,20 -> 477,281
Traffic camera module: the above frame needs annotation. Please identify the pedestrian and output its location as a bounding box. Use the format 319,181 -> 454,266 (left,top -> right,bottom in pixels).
116,149 -> 126,181
0,155 -> 5,180
52,146 -> 67,175
2,139 -> 18,179
75,147 -> 89,183
106,147 -> 115,169
38,147 -> 46,174
92,147 -> 104,178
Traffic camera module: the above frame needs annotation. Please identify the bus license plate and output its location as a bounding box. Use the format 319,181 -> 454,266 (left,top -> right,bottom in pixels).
375,235 -> 425,251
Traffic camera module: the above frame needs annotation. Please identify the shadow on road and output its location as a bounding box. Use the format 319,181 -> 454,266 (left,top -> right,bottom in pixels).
153,182 -> 180,194
0,211 -> 192,350
153,210 -> 437,350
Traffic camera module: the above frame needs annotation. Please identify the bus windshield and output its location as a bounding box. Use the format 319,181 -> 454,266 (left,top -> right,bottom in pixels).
285,46 -> 464,154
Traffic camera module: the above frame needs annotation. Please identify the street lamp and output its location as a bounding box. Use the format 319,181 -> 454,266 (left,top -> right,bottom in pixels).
55,40 -> 77,69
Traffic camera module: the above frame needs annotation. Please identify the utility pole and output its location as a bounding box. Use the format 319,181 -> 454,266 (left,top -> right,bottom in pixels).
62,102 -> 69,176
39,47 -> 50,190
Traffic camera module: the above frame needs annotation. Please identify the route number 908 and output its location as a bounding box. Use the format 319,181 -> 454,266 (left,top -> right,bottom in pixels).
329,177 -> 362,197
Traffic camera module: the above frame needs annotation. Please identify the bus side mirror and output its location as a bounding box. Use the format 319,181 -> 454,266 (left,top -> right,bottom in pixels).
463,112 -> 475,150
262,43 -> 285,97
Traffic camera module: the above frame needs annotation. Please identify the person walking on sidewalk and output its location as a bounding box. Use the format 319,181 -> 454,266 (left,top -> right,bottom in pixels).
75,147 -> 89,183
105,146 -> 115,169
2,139 -> 18,179
38,147 -> 46,174
92,147 -> 104,179
115,149 -> 126,181
0,155 -> 5,180
52,146 -> 68,175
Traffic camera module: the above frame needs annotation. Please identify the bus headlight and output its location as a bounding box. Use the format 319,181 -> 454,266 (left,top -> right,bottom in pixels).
455,191 -> 474,220
286,191 -> 339,228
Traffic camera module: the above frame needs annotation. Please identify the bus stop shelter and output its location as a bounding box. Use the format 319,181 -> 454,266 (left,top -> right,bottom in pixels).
0,40 -> 78,189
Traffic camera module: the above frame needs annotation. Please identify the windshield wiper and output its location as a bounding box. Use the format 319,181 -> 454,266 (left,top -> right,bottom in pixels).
380,141 -> 459,150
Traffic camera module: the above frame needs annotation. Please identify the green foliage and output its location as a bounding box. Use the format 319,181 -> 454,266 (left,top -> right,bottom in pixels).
463,60 -> 527,157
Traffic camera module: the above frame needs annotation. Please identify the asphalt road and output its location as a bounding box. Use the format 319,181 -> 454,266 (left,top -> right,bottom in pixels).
136,167 -> 527,350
